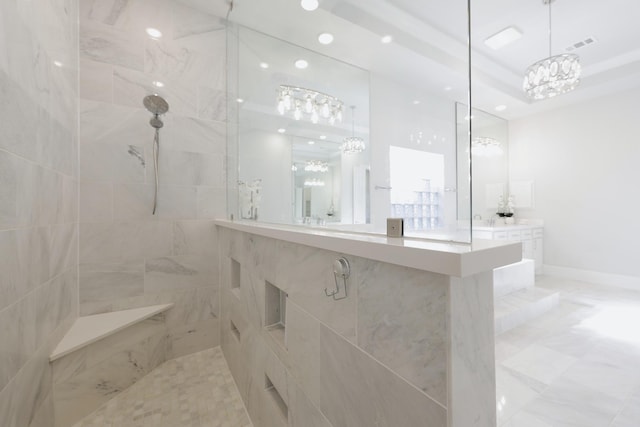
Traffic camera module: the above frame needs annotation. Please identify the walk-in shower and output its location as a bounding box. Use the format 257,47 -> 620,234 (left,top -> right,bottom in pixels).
143,94 -> 169,214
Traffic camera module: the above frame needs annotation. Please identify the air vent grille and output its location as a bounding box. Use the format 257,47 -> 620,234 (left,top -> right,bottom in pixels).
566,37 -> 597,52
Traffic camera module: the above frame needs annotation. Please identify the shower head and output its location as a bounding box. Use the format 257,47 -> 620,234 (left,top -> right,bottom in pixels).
143,94 -> 169,116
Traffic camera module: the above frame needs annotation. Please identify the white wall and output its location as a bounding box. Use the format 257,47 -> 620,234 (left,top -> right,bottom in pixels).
509,87 -> 640,277
239,130 -> 292,223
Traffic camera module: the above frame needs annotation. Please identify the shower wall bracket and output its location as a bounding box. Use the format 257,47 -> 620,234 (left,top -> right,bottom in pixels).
325,257 -> 350,300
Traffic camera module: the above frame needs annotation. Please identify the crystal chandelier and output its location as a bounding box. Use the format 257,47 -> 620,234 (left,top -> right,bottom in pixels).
471,137 -> 503,157
304,160 -> 329,173
523,0 -> 581,100
342,106 -> 365,154
304,178 -> 325,187
276,85 -> 343,125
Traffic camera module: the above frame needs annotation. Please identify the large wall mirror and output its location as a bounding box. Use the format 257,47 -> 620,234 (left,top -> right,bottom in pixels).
230,26 -> 370,226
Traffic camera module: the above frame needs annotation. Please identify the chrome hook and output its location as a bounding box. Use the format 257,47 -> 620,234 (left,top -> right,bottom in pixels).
325,257 -> 350,300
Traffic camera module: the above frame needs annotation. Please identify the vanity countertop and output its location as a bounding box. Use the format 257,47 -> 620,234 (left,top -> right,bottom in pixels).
215,220 -> 521,278
473,224 -> 543,232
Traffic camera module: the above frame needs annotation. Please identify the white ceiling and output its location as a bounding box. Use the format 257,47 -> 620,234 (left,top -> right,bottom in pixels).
219,0 -> 640,120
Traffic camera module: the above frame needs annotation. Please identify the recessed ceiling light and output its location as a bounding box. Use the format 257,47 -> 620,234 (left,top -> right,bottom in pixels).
300,0 -> 319,11
236,98 -> 244,103
308,140 -> 315,145
319,135 -> 327,140
484,27 -> 522,50
295,59 -> 308,69
495,104 -> 507,112
53,60 -> 63,67
412,100 -> 421,105
318,33 -> 334,45
381,35 -> 393,44
278,128 -> 286,133
145,27 -> 162,39
443,86 -> 452,91
152,81 -> 164,88
259,62 -> 269,69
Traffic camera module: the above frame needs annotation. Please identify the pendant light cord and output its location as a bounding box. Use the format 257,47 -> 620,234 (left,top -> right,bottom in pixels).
548,0 -> 552,56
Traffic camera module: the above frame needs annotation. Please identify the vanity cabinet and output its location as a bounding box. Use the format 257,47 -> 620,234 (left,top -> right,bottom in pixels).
473,225 -> 543,274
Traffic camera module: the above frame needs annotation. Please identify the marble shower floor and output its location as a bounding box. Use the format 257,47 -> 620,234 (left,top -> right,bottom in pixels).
496,275 -> 640,427
73,347 -> 252,427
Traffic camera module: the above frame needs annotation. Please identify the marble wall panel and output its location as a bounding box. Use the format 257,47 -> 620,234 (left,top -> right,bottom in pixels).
448,272 -> 496,427
0,292 -> 36,392
79,261 -> 145,304
319,325 -> 447,427
0,0 -> 78,424
144,255 -> 214,292
78,0 -> 226,362
286,301 -> 320,405
356,258 -> 448,406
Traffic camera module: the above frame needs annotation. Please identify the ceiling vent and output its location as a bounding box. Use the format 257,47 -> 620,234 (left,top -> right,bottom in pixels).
566,37 -> 597,52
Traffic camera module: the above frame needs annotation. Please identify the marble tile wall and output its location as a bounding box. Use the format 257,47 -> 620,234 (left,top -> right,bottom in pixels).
78,0 -> 227,358
218,227 -> 463,427
0,0 -> 79,426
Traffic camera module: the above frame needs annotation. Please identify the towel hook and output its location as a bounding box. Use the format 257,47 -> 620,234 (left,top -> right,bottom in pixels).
325,257 -> 350,300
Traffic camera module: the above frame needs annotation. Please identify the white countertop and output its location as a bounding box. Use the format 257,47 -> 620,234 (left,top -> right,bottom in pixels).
473,224 -> 543,232
215,220 -> 521,278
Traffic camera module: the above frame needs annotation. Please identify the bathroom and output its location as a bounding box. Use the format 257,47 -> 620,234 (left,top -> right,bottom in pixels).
1,0 -> 639,426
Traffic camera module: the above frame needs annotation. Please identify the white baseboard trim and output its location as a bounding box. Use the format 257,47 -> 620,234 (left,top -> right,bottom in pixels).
543,264 -> 640,290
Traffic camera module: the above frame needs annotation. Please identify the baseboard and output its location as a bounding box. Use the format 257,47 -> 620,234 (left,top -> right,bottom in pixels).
543,264 -> 640,290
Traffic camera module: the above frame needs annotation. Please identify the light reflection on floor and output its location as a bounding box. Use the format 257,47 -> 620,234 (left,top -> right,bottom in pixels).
496,276 -> 640,427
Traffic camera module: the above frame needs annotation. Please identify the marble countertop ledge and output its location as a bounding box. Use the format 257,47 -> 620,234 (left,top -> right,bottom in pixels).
215,220 -> 521,278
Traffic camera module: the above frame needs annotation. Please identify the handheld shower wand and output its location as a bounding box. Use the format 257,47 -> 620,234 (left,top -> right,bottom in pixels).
143,95 -> 169,215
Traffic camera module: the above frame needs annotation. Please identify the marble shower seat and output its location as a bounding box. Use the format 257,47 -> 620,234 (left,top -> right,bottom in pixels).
50,304 -> 174,362
50,304 -> 174,427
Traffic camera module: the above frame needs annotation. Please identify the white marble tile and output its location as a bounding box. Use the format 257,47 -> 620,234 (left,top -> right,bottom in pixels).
112,65 -> 198,117
357,258 -> 447,405
0,292 -> 36,392
35,269 -> 76,347
80,181 -> 113,223
167,317 -> 219,359
495,367 -> 541,426
81,0 -> 172,35
171,2 -> 225,42
286,301 -> 320,405
287,380 -> 332,427
0,70 -> 40,162
157,150 -> 224,187
273,241 -> 356,343
80,142 -> 146,183
558,357 -> 640,401
80,21 -> 144,70
197,186 -> 227,219
79,221 -> 173,264
502,344 -> 579,386
319,325 -> 446,427
197,86 -> 226,122
79,58 -> 113,102
49,223 -> 77,279
521,378 -> 625,427
79,260 -> 145,304
448,272 -> 496,427
162,114 -> 226,154
172,220 -> 218,257
79,100 -> 149,145
144,255 -> 214,292
11,344 -> 52,427
113,183 -> 198,220
611,387 -> 640,427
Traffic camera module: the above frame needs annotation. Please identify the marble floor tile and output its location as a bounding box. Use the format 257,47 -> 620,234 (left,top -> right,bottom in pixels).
73,347 -> 252,427
497,276 -> 640,427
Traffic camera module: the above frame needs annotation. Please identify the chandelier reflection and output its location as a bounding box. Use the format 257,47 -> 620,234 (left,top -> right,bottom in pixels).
305,160 -> 329,173
276,85 -> 343,125
471,137 -> 503,157
304,178 -> 325,187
